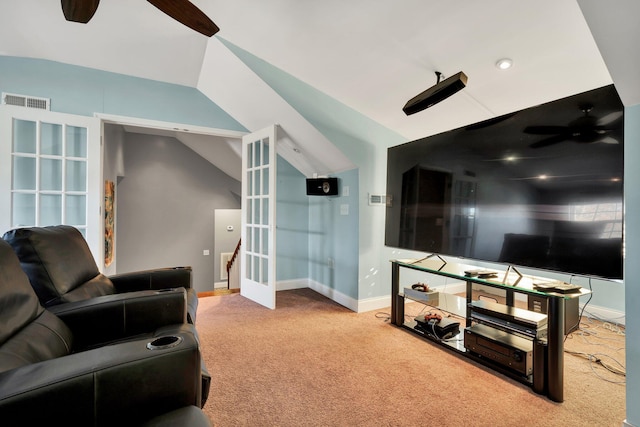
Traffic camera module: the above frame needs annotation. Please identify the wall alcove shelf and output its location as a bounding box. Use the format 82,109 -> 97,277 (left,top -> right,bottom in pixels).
390,258 -> 590,402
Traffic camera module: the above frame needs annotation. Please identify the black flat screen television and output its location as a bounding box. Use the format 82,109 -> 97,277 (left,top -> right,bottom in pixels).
385,84 -> 624,279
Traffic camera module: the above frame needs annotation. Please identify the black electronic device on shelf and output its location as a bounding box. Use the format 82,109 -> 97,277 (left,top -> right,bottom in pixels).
414,314 -> 460,340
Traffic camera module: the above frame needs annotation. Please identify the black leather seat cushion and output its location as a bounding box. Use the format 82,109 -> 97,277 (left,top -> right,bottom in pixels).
3,225 -> 199,323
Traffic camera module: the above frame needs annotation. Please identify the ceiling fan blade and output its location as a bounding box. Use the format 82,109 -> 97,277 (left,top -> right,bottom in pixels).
523,125 -> 570,135
599,136 -> 619,145
529,134 -> 568,149
61,0 -> 100,23
147,0 -> 219,37
597,111 -> 623,126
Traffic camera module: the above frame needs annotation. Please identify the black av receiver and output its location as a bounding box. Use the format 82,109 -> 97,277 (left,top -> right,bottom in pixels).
464,324 -> 533,376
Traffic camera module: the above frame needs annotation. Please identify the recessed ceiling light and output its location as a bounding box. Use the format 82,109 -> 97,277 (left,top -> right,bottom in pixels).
496,58 -> 513,70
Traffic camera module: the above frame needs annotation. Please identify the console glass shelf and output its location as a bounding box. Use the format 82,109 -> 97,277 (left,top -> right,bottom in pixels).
391,257 -> 590,403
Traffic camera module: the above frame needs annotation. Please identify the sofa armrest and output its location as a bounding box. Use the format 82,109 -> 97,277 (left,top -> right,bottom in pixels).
0,330 -> 202,426
49,289 -> 188,350
110,266 -> 193,292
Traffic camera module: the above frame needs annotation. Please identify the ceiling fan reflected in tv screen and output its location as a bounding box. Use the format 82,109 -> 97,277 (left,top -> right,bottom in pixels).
385,84 -> 624,280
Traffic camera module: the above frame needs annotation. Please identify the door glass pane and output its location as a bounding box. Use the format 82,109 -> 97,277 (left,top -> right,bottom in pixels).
246,224 -> 252,252
66,126 -> 87,158
66,160 -> 86,191
40,158 -> 62,191
262,227 -> 268,254
253,198 -> 260,225
254,141 -> 261,167
253,255 -> 260,282
246,198 -> 252,224
262,168 -> 269,195
12,193 -> 35,226
41,122 -> 63,155
262,139 -> 269,166
262,197 -> 269,225
40,194 -> 62,225
66,194 -> 86,225
13,119 -> 36,153
253,227 -> 260,254
247,170 -> 253,195
247,143 -> 254,168
261,257 -> 268,284
254,167 -> 261,195
12,156 -> 36,190
245,254 -> 252,280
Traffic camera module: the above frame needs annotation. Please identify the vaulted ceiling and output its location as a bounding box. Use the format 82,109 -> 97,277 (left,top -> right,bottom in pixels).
1,1 -> 638,178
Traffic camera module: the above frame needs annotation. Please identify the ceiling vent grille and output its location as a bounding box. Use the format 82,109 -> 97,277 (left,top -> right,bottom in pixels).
2,92 -> 50,110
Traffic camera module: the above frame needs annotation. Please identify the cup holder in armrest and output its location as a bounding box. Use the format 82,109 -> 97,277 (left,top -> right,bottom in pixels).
147,335 -> 183,350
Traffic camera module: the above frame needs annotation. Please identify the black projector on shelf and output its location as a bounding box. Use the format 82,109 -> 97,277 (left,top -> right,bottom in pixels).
403,71 -> 468,115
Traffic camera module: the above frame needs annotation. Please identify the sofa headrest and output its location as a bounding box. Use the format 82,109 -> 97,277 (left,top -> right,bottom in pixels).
0,239 -> 44,345
2,226 -> 101,306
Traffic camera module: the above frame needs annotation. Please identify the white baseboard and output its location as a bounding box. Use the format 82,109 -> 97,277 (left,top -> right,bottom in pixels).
581,303 -> 625,325
307,279 -> 360,312
276,278 -> 308,291
214,281 -> 227,289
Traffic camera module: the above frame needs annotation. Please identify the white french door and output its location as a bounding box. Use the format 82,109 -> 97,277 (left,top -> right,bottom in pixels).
241,125 -> 277,309
0,105 -> 102,267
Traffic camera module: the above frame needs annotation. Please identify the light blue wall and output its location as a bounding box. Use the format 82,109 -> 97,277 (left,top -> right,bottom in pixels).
308,168 -> 359,299
276,156 -> 310,281
624,103 -> 640,426
0,56 -> 246,131
275,155 -> 359,299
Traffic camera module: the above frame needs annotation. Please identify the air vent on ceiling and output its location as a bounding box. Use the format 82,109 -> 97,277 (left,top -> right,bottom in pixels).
2,92 -> 50,110
368,194 -> 392,207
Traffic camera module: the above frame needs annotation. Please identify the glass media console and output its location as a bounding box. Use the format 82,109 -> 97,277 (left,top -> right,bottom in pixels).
390,257 -> 590,402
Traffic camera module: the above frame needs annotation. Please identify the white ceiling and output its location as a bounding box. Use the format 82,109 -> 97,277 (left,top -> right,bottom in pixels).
1,0 -> 638,174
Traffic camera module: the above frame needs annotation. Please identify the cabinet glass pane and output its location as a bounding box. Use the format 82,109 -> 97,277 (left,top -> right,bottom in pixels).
66,195 -> 86,225
13,119 -> 36,153
66,126 -> 87,158
12,193 -> 35,227
65,160 -> 86,191
12,156 -> 36,190
40,194 -> 62,225
41,122 -> 63,155
40,158 -> 62,191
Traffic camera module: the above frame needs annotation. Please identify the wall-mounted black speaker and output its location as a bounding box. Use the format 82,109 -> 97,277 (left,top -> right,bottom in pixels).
306,177 -> 338,196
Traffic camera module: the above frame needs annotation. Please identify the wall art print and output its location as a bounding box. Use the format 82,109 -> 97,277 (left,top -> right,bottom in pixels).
105,180 -> 115,267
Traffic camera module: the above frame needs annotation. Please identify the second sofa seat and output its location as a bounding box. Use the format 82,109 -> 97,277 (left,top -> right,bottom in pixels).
3,225 -> 199,323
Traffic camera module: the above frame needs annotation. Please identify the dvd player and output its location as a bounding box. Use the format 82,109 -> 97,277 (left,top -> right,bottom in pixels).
470,300 -> 547,333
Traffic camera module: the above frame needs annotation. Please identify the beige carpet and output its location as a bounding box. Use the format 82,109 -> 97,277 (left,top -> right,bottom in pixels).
196,288 -> 625,426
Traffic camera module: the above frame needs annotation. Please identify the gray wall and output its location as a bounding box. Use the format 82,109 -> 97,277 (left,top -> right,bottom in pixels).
115,131 -> 241,293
